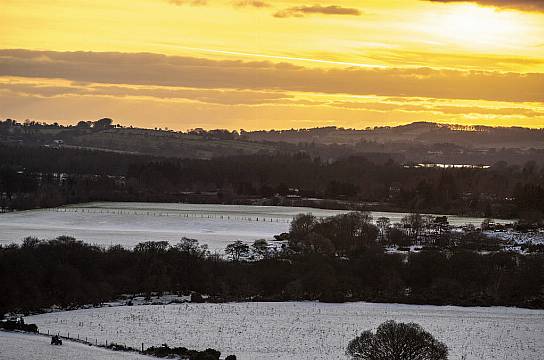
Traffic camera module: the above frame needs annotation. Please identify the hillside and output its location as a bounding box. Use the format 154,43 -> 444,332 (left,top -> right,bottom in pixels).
1,119 -> 543,164
0,119 -> 275,159
244,122 -> 544,149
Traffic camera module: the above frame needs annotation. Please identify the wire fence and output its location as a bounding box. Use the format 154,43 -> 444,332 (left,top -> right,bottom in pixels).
47,207 -> 295,223
39,329 -> 144,352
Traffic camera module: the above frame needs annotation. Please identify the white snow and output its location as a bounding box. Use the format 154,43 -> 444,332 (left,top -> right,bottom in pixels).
484,229 -> 544,245
0,202 -> 509,252
26,302 -> 544,360
0,331 -> 154,360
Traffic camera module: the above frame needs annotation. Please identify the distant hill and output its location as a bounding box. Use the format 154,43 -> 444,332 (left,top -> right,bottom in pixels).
68,127 -> 275,159
244,122 -> 544,149
1,119 -> 543,164
0,119 -> 275,159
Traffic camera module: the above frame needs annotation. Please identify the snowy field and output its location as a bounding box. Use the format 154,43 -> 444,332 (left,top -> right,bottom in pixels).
27,302 -> 544,360
0,331 -> 154,360
0,202 -> 508,251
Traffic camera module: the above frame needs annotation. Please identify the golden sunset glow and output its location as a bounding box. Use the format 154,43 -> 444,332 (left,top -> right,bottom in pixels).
0,0 -> 543,129
434,4 -> 524,46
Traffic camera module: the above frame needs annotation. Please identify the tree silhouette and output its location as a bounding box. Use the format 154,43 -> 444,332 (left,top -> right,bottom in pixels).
346,320 -> 448,360
251,239 -> 270,259
225,241 -> 250,261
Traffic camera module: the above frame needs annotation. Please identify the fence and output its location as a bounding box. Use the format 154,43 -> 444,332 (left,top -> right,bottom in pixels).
47,207 -> 294,223
38,329 -> 144,352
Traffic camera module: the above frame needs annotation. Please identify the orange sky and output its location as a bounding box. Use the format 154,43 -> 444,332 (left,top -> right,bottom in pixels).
0,0 -> 543,130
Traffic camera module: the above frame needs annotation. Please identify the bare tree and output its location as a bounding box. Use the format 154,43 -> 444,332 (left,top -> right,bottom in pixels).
225,241 -> 250,261
376,217 -> 391,243
346,320 -> 448,360
401,213 -> 424,242
175,237 -> 209,258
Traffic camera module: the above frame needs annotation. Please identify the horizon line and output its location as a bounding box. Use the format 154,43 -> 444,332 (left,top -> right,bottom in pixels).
2,118 -> 543,132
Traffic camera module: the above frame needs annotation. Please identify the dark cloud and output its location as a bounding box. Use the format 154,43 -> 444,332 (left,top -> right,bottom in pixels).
274,5 -> 361,18
233,0 -> 270,8
426,0 -> 544,12
0,49 -> 542,102
5,81 -> 542,118
0,81 -> 292,105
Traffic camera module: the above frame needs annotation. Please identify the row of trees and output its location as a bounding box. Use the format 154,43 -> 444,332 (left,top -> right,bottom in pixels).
285,212 -> 524,255
1,144 -> 543,218
1,236 -> 542,315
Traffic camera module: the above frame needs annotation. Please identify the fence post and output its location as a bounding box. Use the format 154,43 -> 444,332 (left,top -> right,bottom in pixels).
142,343 -> 144,352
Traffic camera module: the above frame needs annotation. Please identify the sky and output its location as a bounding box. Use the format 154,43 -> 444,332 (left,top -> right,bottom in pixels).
0,0 -> 543,130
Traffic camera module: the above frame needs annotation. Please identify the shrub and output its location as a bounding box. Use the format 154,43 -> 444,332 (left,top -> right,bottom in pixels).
346,320 -> 448,360
191,293 -> 204,303
0,319 -> 38,333
143,344 -> 221,360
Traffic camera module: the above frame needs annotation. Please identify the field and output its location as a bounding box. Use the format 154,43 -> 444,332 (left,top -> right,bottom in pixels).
27,302 -> 544,360
0,202 -> 506,251
0,331 -> 154,360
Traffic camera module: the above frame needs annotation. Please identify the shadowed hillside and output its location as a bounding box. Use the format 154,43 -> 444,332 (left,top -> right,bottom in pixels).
1,119 -> 543,164
244,122 -> 544,148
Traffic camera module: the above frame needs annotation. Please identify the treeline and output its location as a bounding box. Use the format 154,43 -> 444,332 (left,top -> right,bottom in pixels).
0,143 -> 159,176
1,236 -> 543,316
285,212 -> 517,254
1,144 -> 544,219
4,118 -> 544,166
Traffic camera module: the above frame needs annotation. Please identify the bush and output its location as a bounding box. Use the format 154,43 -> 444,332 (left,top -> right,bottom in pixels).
346,320 -> 448,360
0,319 -> 38,333
143,344 -> 221,360
191,293 -> 205,303
106,343 -> 135,352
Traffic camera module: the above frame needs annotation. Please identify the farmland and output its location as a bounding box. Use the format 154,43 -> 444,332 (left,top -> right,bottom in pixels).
27,302 -> 544,360
0,331 -> 154,360
0,202 -> 508,251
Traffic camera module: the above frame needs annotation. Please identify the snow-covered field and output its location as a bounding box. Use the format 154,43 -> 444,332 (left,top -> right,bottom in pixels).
27,302 -> 544,360
0,331 -> 154,360
0,202 -> 508,251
